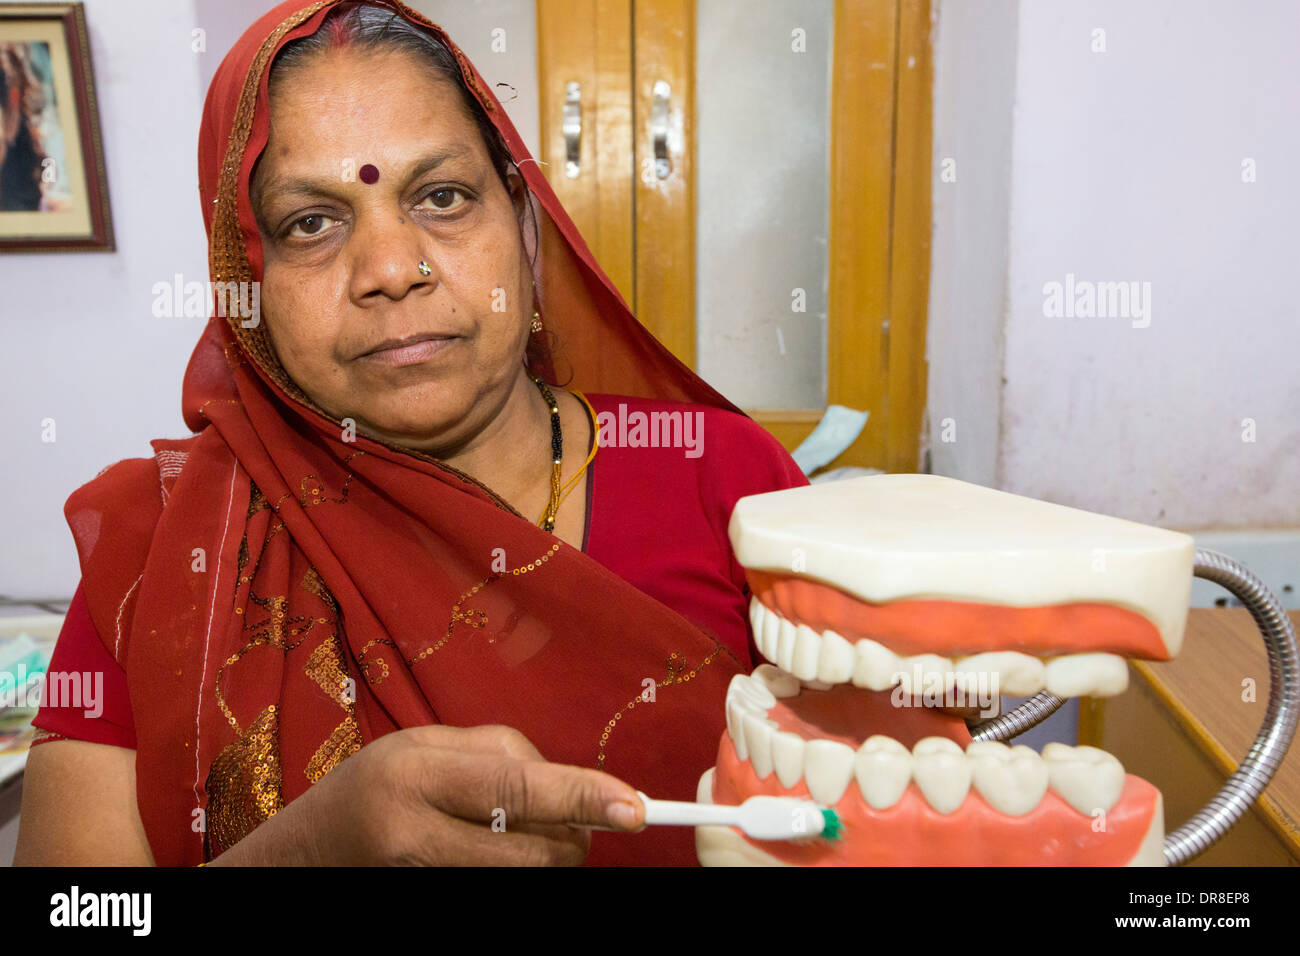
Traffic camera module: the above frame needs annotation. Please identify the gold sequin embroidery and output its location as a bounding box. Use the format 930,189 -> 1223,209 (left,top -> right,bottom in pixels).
305,714 -> 362,785
298,471 -> 354,508
595,648 -> 724,769
407,543 -> 561,664
247,482 -> 269,518
214,590 -> 315,732
206,565 -> 364,854
358,638 -> 397,686
300,570 -> 362,781
205,705 -> 282,857
303,636 -> 351,706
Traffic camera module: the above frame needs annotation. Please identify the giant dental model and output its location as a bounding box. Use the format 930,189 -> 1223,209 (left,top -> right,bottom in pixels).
696,474 -> 1298,866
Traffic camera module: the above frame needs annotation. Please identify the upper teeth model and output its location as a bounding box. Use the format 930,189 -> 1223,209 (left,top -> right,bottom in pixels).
696,473 -> 1207,866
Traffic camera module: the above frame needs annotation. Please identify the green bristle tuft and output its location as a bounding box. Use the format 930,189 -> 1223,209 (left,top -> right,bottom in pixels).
819,808 -> 844,841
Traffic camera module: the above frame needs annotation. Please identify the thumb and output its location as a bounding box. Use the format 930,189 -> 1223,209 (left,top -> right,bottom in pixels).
486,760 -> 645,831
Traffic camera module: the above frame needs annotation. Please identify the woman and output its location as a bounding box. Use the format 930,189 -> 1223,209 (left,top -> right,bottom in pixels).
0,43 -> 49,212
15,0 -> 806,866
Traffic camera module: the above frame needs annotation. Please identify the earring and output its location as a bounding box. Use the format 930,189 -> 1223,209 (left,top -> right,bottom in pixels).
530,310 -> 543,334
417,261 -> 431,276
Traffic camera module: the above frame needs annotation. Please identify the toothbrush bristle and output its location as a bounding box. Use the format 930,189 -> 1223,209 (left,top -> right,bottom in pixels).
819,808 -> 843,841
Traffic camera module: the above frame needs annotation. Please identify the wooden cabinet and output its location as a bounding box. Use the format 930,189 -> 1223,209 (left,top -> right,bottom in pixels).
536,0 -> 933,471
1081,609 -> 1300,865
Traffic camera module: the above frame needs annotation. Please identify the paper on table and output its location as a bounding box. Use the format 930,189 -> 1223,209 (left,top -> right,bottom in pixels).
790,405 -> 870,475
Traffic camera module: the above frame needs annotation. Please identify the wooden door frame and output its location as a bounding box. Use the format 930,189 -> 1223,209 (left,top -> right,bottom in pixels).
536,0 -> 636,303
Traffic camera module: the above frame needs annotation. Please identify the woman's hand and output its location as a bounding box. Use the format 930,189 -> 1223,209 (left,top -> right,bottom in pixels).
213,724 -> 645,866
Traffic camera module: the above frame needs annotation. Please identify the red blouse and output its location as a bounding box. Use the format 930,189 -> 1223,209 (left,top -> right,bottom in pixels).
34,393 -> 809,749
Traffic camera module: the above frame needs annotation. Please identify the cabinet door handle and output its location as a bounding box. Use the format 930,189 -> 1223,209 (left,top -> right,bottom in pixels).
651,80 -> 672,180
563,81 -> 582,178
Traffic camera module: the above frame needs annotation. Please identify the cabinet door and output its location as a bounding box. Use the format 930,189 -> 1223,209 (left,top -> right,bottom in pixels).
538,0 -> 932,472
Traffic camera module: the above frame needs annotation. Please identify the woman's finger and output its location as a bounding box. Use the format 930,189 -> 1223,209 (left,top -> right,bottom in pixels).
396,805 -> 589,866
419,752 -> 644,832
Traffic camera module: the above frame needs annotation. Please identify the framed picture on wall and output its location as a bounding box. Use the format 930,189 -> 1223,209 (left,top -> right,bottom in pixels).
0,2 -> 112,251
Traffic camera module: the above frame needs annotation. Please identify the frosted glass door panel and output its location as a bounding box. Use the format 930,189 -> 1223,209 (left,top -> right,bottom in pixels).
694,0 -> 832,409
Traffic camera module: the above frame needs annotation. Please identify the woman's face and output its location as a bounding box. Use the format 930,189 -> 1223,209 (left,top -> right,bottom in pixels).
251,47 -> 534,452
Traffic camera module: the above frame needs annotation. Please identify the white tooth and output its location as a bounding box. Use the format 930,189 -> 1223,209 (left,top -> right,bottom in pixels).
1045,653 -> 1129,697
803,739 -> 856,805
725,699 -> 750,761
853,735 -> 913,809
1043,743 -> 1126,815
759,605 -> 781,664
741,712 -> 776,780
954,651 -> 1046,697
728,673 -> 776,711
966,741 -> 1049,816
771,731 -> 806,788
724,676 -> 769,764
851,637 -> 901,691
911,737 -> 970,813
895,653 -> 954,697
748,597 -> 764,636
803,679 -> 833,690
776,617 -> 798,672
790,624 -> 822,681
750,663 -> 801,699
816,629 -> 855,684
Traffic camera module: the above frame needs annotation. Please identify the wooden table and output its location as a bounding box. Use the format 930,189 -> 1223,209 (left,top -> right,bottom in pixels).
1080,609 -> 1300,866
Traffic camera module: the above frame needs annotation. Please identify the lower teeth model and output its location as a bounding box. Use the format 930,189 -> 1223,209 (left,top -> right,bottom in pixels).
695,474 -> 1296,866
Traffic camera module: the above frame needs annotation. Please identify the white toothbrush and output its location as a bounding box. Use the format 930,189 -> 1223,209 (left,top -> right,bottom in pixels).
635,791 -> 842,841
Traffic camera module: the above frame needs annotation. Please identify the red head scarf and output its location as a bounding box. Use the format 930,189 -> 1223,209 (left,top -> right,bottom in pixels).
66,0 -> 745,865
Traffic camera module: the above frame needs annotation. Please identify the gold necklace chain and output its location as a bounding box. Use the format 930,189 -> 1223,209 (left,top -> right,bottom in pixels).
557,390 -> 599,510
530,377 -> 598,532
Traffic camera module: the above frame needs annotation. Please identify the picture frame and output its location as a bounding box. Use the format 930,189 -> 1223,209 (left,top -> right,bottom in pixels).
0,2 -> 113,252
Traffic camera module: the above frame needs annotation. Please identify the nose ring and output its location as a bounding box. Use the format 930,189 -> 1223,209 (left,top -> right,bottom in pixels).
417,260 -> 431,276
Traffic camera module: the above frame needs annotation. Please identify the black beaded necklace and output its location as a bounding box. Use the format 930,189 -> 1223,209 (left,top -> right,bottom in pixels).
531,375 -> 563,532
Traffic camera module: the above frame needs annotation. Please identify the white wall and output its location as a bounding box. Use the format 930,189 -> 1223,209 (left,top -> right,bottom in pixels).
1,0 -> 209,599
930,0 -> 1300,531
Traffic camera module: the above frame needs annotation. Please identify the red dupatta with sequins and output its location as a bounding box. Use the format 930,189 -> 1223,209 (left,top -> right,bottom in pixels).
64,0 -> 745,866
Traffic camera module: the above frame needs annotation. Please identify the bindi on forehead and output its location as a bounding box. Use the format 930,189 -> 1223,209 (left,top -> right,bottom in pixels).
359,163 -> 379,184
